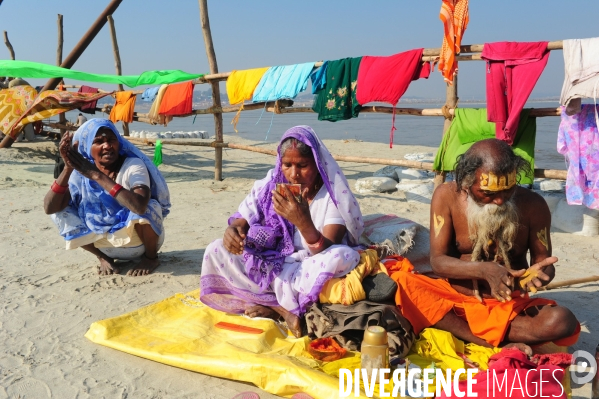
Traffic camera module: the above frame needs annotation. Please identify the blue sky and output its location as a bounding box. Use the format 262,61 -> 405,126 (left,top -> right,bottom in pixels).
1,0 -> 598,99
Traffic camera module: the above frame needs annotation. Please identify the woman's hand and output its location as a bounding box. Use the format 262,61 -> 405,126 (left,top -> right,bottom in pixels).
223,219 -> 248,255
272,186 -> 312,229
59,132 -> 75,170
66,145 -> 102,181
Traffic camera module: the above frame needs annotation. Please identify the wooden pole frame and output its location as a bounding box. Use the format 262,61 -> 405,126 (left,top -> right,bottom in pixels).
0,0 -> 124,148
3,31 -> 15,60
433,75 -> 458,189
199,0 -> 224,181
123,136 -> 568,180
107,14 -> 130,136
57,14 -> 68,138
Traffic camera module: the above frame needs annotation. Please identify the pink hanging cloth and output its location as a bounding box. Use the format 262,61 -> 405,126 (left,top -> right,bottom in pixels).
356,48 -> 431,147
481,41 -> 549,145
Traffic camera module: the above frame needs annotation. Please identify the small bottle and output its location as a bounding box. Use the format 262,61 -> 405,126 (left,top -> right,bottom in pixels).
361,326 -> 389,377
591,343 -> 599,399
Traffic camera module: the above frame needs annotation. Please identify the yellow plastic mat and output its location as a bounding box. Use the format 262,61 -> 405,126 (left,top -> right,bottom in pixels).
85,290 -> 373,399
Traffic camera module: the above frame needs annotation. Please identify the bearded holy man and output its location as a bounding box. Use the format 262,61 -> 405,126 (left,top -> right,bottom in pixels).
390,138 -> 579,353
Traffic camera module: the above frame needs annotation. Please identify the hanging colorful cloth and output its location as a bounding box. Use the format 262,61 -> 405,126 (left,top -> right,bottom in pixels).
141,87 -> 160,102
153,140 -> 163,167
356,49 -> 431,147
0,85 -> 37,137
77,85 -> 99,114
148,84 -> 168,125
310,61 -> 328,94
9,90 -> 112,138
252,63 -> 315,102
438,0 -> 470,84
557,104 -> 599,210
158,81 -> 194,126
312,57 -> 362,122
226,67 -> 270,132
109,91 -> 137,124
481,41 -> 549,145
0,60 -> 204,88
432,108 -> 536,185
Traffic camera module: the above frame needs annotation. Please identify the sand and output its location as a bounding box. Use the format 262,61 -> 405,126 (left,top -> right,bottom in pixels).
0,136 -> 596,398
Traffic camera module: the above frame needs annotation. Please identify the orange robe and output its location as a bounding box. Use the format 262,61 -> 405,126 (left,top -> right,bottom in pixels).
438,0 -> 469,84
385,257 -> 579,347
109,91 -> 136,124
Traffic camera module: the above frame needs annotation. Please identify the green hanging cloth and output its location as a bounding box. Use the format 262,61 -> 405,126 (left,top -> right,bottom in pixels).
433,108 -> 536,185
312,57 -> 362,122
153,140 -> 163,167
0,60 -> 204,88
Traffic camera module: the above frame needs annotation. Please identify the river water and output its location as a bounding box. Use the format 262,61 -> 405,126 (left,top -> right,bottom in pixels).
63,101 -> 566,170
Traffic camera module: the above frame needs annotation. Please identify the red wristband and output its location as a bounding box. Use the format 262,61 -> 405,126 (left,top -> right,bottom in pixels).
109,183 -> 123,197
51,181 -> 68,194
307,233 -> 325,252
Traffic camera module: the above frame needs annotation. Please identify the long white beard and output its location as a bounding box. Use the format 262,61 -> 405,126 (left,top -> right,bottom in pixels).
466,194 -> 519,268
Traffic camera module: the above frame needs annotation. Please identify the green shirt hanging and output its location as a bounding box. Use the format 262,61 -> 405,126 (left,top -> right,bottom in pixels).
433,108 -> 536,185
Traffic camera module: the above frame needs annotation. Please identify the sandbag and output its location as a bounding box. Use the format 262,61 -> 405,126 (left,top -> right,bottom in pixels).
355,176 -> 397,194
552,198 -> 599,236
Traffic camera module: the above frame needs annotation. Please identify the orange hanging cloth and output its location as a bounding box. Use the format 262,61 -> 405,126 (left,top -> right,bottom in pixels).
158,81 -> 194,126
109,91 -> 136,123
438,0 -> 470,84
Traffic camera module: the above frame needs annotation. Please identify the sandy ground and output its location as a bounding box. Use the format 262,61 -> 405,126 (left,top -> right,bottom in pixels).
0,136 -> 597,399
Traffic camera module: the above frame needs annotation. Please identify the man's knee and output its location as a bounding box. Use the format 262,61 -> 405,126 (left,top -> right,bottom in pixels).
542,306 -> 578,338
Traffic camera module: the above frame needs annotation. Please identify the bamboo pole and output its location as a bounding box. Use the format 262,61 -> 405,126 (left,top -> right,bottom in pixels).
422,41 -> 564,57
199,0 -> 224,181
433,75 -> 458,189
539,275 -> 599,291
264,105 -> 562,117
107,14 -> 129,137
56,15 -> 63,66
123,137 -> 568,180
56,15 -> 68,138
51,84 -> 110,93
3,31 -> 15,60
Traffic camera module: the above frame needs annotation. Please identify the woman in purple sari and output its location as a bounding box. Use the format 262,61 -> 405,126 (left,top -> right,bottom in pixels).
200,126 -> 364,337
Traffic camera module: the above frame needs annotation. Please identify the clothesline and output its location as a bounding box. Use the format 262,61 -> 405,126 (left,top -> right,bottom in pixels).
195,41 -> 565,83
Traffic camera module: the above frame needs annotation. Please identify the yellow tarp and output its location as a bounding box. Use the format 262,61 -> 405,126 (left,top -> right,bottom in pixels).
88,290 -> 569,398
85,290 -> 377,399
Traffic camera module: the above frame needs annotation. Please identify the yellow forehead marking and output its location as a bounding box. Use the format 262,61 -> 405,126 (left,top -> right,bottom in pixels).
433,213 -> 445,238
537,228 -> 549,251
479,171 -> 517,192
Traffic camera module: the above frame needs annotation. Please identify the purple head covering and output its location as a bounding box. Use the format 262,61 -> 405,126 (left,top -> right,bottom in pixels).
234,125 -> 364,292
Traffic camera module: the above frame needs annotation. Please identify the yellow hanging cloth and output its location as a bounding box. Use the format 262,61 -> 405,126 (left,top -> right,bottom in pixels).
226,67 -> 269,132
148,84 -> 169,125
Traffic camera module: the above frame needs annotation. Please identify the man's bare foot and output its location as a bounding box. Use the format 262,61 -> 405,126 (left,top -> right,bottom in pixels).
502,342 -> 533,356
97,256 -> 119,275
126,254 -> 160,276
245,305 -> 280,320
